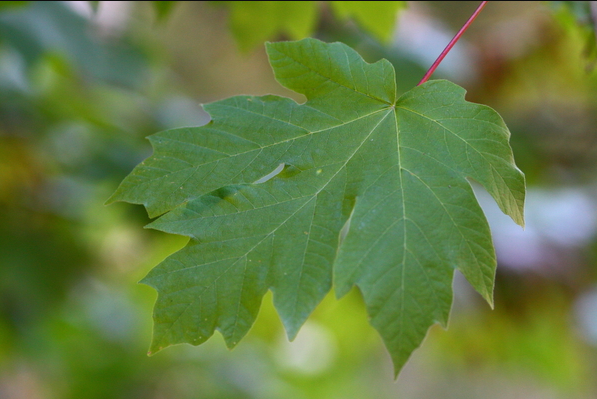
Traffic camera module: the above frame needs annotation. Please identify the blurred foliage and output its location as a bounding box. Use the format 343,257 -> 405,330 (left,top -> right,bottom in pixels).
151,1 -> 177,22
221,1 -> 318,52
0,1 -> 597,398
212,1 -> 405,51
329,1 -> 407,43
551,1 -> 597,69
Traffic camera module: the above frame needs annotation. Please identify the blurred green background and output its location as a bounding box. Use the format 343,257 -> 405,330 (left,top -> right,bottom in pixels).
1,1 -> 597,398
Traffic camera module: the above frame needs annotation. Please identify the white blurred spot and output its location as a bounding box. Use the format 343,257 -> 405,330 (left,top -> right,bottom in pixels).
275,321 -> 337,375
93,1 -> 133,38
475,186 -> 597,273
66,1 -> 93,18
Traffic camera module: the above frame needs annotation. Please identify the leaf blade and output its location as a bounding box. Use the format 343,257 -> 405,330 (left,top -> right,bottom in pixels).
112,38 -> 525,375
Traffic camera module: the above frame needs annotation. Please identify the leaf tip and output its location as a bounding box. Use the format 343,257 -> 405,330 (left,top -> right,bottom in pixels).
104,190 -> 121,206
508,211 -> 525,231
333,283 -> 352,300
219,328 -> 243,350
138,271 -> 158,290
279,313 -> 304,342
516,208 -> 526,229
484,292 -> 495,310
510,193 -> 526,229
138,276 -> 150,287
474,279 -> 495,309
285,327 -> 299,342
224,338 -> 239,350
389,353 -> 409,380
148,341 -> 165,356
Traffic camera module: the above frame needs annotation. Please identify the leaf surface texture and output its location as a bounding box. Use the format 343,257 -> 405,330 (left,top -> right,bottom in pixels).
109,38 -> 525,374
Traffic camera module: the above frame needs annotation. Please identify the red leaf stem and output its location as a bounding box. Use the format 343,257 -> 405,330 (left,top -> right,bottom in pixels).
417,1 -> 488,86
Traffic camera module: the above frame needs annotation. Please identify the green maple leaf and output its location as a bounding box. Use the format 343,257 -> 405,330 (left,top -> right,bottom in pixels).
108,38 -> 525,374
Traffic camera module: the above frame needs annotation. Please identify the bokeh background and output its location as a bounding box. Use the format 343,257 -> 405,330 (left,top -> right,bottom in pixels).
1,1 -> 597,398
